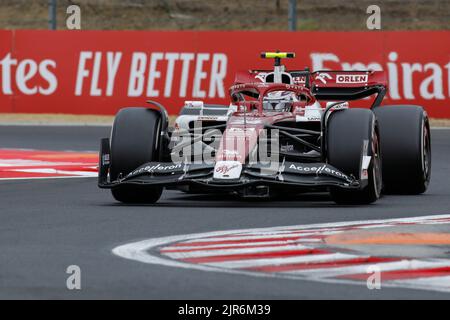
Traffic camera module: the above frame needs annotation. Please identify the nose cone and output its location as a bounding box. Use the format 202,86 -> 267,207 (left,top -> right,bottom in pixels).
215,116 -> 264,164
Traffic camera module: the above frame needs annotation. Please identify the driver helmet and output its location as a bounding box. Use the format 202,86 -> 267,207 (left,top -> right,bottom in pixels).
262,91 -> 296,112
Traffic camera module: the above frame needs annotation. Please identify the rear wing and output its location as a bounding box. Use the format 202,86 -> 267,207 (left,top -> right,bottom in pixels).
310,70 -> 387,108
234,69 -> 387,109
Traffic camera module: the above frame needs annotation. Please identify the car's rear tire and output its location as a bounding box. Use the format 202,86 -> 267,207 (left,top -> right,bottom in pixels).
327,108 -> 382,205
110,107 -> 163,204
373,105 -> 431,194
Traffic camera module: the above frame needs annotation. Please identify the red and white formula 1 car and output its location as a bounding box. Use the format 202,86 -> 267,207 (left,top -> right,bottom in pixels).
99,52 -> 431,204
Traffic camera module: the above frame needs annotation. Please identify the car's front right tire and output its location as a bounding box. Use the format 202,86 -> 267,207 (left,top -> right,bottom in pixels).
109,107 -> 163,204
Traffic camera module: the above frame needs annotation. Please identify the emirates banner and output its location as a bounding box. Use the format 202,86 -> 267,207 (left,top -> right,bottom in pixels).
0,30 -> 449,117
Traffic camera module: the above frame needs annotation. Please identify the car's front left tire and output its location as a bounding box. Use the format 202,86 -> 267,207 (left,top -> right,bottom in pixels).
327,108 -> 382,205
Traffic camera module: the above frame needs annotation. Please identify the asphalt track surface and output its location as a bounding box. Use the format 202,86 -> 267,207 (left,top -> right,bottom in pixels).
0,125 -> 450,299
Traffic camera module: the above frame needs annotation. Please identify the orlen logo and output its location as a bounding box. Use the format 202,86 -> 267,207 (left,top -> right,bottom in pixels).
215,164 -> 239,174
336,74 -> 368,84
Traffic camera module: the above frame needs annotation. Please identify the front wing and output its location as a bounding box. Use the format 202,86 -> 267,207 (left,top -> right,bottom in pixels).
98,139 -> 364,192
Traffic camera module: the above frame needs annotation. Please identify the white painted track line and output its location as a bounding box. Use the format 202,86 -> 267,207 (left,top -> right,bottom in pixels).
113,214 -> 450,293
391,275 -> 450,291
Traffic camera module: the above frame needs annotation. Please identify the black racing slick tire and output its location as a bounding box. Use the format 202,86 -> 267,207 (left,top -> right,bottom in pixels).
373,105 -> 431,195
327,108 -> 382,205
110,107 -> 163,204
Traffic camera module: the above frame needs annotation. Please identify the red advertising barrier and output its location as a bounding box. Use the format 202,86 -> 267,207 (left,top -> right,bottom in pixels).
0,30 -> 449,117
